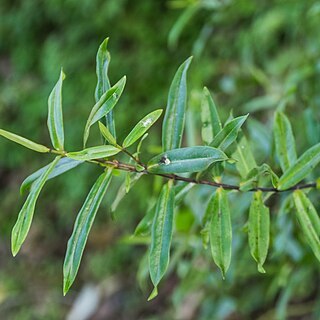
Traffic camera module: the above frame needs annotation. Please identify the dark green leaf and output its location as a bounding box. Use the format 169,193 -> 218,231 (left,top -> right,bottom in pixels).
201,87 -> 222,144
147,146 -> 227,174
208,187 -> 232,278
11,156 -> 61,256
149,181 -> 175,299
248,191 -> 270,273
63,170 -> 113,295
47,69 -> 65,151
162,57 -> 192,151
83,76 -> 126,147
278,143 -> 320,190
20,157 -> 83,195
67,145 -> 120,161
123,109 -> 163,148
210,115 -> 248,151
293,190 -> 320,262
95,38 -> 116,138
0,129 -> 50,153
274,111 -> 297,172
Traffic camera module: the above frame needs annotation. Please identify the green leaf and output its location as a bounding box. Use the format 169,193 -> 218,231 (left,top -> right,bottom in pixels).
66,145 -> 120,161
232,135 -> 257,179
201,87 -> 222,144
149,181 -> 175,298
11,156 -> 61,256
20,157 -> 83,195
208,188 -> 232,278
95,38 -> 116,138
278,143 -> 320,190
123,109 -> 163,148
147,146 -> 227,174
63,170 -> 113,295
248,191 -> 270,273
293,190 -> 320,262
210,115 -> 248,151
0,129 -> 50,153
134,199 -> 156,237
83,76 -> 126,147
98,122 -> 117,146
274,111 -> 297,172
47,69 -> 65,151
162,57 -> 192,151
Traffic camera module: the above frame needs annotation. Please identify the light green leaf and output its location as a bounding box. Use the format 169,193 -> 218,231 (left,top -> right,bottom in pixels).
201,87 -> 222,144
248,191 -> 270,273
95,38 -> 116,138
47,69 -> 65,150
293,190 -> 320,262
63,170 -> 113,295
66,145 -> 120,161
278,143 -> 320,190
210,115 -> 248,151
149,181 -> 175,298
162,57 -> 192,151
208,187 -> 232,278
11,156 -> 61,256
0,129 -> 50,153
123,109 -> 163,148
274,111 -> 297,172
83,76 -> 126,147
232,135 -> 257,179
20,157 -> 83,195
147,146 -> 227,174
99,122 -> 117,146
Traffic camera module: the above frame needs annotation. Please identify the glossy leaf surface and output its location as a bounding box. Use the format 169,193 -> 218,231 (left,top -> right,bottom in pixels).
278,143 -> 320,190
162,57 -> 192,151
47,69 -> 65,150
149,181 -> 175,299
123,109 -> 162,148
11,156 -> 61,256
0,129 -> 50,153
67,145 -> 120,161
148,146 -> 227,174
63,170 -> 112,295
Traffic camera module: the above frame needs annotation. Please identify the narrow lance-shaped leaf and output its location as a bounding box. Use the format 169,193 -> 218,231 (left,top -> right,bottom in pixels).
278,143 -> 320,190
63,170 -> 113,295
274,111 -> 297,172
123,109 -> 163,148
99,122 -> 117,146
201,87 -> 222,144
208,188 -> 232,278
162,57 -> 192,151
232,135 -> 257,179
149,181 -> 175,300
248,191 -> 270,273
95,38 -> 116,138
66,145 -> 120,161
83,76 -> 126,147
0,129 -> 50,153
210,115 -> 248,151
147,146 -> 227,174
47,69 -> 65,150
11,156 -> 61,256
20,157 -> 83,195
293,190 -> 320,262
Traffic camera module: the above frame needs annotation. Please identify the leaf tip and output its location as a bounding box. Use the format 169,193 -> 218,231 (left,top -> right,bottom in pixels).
258,264 -> 266,273
147,286 -> 158,301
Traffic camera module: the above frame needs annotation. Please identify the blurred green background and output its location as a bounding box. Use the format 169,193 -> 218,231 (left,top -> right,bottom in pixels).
0,0 -> 320,319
